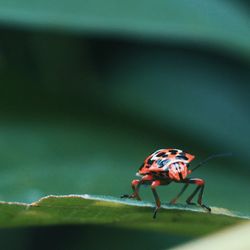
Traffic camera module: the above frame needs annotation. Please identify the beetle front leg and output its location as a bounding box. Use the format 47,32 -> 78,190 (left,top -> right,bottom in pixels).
130,179 -> 142,200
121,179 -> 142,200
121,175 -> 153,200
151,180 -> 161,219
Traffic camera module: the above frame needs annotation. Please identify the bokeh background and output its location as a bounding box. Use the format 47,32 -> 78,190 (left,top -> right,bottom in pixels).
0,0 -> 249,249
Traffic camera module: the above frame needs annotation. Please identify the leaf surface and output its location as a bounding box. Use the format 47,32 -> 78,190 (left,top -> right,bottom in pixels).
0,194 -> 246,234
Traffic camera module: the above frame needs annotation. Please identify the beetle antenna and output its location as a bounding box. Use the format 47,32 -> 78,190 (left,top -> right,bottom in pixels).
191,152 -> 232,172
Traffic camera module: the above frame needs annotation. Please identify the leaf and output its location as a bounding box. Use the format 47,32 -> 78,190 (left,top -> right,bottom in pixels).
0,195 -> 247,249
0,0 -> 249,60
0,194 -> 245,233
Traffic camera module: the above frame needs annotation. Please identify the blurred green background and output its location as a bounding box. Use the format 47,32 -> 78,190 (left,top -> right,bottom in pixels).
0,0 -> 249,249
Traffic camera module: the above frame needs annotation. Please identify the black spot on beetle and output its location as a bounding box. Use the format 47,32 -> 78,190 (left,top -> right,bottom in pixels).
176,155 -> 188,160
147,158 -> 154,165
163,154 -> 170,158
156,152 -> 166,157
178,152 -> 185,156
169,149 -> 178,155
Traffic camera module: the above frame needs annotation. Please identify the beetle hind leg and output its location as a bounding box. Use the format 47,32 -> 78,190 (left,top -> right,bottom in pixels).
197,185 -> 211,212
185,178 -> 211,212
186,185 -> 201,205
170,183 -> 189,204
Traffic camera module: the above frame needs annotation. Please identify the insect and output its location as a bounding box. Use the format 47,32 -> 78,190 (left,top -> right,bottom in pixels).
121,148 -> 229,218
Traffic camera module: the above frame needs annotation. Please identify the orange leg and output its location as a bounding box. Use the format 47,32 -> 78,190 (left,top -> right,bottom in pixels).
151,180 -> 161,219
121,175 -> 153,200
185,178 -> 211,212
170,183 -> 189,204
151,180 -> 170,219
130,179 -> 142,200
170,178 -> 210,211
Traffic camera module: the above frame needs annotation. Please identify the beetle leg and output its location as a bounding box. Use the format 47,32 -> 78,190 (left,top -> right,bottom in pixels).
186,185 -> 201,205
121,175 -> 153,200
121,179 -> 142,200
131,179 -> 142,200
170,183 -> 189,204
197,185 -> 211,212
186,178 -> 211,212
151,180 -> 161,219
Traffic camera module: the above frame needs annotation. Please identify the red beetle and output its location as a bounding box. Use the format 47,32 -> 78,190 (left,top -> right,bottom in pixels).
122,148 -> 212,218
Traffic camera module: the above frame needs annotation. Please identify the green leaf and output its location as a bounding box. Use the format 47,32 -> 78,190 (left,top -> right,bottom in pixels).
0,195 -> 248,249
0,195 -> 245,232
0,0 -> 249,60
